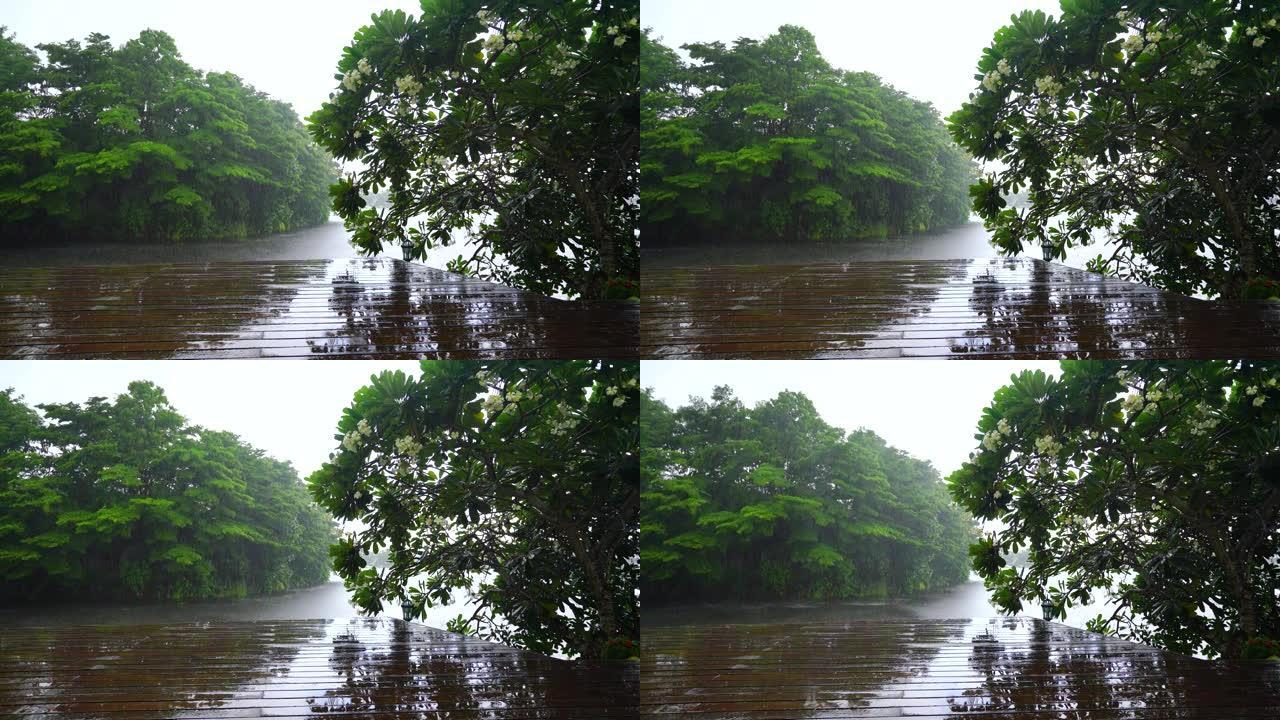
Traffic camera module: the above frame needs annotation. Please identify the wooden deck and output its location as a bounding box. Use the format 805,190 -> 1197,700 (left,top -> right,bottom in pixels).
641,618 -> 1280,718
0,618 -> 637,719
641,258 -> 1280,358
0,259 -> 638,359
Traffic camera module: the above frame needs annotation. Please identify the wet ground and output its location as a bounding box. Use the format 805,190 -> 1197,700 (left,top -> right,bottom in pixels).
0,618 -> 638,719
641,257 -> 1280,359
641,617 -> 1280,718
0,258 -> 638,359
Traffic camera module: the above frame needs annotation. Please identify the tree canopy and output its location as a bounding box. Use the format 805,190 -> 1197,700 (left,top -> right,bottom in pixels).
948,2 -> 1280,299
0,383 -> 334,603
642,386 -> 973,604
949,361 -> 1280,658
307,1 -> 639,300
0,27 -> 335,245
307,360 -> 638,660
641,25 -> 974,247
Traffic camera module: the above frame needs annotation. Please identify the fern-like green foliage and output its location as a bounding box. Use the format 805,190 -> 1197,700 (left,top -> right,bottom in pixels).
642,386 -> 974,604
0,27 -> 336,245
0,383 -> 334,602
641,25 -> 975,246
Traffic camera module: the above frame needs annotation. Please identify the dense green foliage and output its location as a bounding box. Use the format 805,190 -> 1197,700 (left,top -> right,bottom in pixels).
642,386 -> 973,604
949,2 -> 1280,299
0,27 -> 335,245
308,1 -> 639,300
0,383 -> 334,603
950,361 -> 1280,658
308,360 -> 638,659
641,25 -> 974,246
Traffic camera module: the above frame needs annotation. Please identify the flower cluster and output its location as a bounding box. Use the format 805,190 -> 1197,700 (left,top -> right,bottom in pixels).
482,33 -> 507,56
981,57 -> 1013,92
1121,33 -> 1145,56
548,43 -> 580,75
1188,403 -> 1220,437
1121,392 -> 1145,416
341,57 -> 373,92
1034,75 -> 1064,96
547,405 -> 581,437
395,75 -> 423,96
1243,18 -> 1278,47
1187,48 -> 1221,77
981,417 -> 1012,451
1034,435 -> 1063,457
394,435 -> 423,457
481,393 -> 505,415
342,417 -> 375,452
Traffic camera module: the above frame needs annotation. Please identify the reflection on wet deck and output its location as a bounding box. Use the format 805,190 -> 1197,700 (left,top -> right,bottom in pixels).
641,258 -> 1280,358
0,618 -> 638,719
641,618 -> 1280,719
0,259 -> 638,359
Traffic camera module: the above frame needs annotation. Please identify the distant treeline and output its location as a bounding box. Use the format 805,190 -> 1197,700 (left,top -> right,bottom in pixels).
0,27 -> 335,245
641,25 -> 974,246
642,387 -> 973,604
0,383 -> 334,603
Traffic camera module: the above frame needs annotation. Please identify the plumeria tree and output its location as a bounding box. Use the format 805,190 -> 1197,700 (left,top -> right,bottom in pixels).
948,2 -> 1280,298
307,1 -> 639,300
307,360 -> 639,660
949,361 -> 1280,658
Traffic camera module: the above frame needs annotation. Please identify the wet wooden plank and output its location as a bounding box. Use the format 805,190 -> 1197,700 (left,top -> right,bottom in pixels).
0,618 -> 638,719
641,258 -> 1280,359
640,617 -> 1280,718
0,259 -> 638,359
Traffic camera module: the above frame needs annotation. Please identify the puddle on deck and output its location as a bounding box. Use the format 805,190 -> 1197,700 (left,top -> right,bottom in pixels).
0,258 -> 638,359
0,618 -> 637,718
641,617 -> 1280,718
641,258 -> 1280,359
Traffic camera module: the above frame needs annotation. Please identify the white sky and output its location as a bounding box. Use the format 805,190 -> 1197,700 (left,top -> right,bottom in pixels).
2,0 -> 423,120
642,0 -> 1064,116
642,360 -> 1060,478
0,360 -> 420,479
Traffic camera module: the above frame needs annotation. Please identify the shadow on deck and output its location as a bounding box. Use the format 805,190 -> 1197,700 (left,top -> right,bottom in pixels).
0,618 -> 638,719
641,617 -> 1280,718
0,259 -> 638,359
641,258 -> 1280,359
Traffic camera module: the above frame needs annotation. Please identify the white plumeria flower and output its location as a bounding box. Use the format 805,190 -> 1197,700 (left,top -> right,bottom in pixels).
614,35 -> 627,47
1254,37 -> 1267,47
613,396 -> 626,407
354,490 -> 363,499
1246,26 -> 1259,37
357,418 -> 372,437
1121,33 -> 1145,55
997,418 -> 1011,434
606,25 -> 619,36
605,386 -> 618,396
1246,385 -> 1259,396
1255,396 -> 1266,407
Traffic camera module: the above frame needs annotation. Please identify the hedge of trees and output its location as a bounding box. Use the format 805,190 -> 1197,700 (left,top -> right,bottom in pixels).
642,386 -> 973,604
0,382 -> 334,603
0,28 -> 335,245
642,25 -> 974,247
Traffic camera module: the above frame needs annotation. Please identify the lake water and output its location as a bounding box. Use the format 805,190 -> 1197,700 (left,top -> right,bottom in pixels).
0,578 -> 474,630
644,579 -> 1118,633
0,220 -> 478,271
642,221 -> 1117,273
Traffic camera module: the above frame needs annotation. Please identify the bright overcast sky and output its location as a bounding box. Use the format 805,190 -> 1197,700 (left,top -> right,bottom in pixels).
0,360 -> 422,480
643,0 -> 1064,116
643,360 -> 1061,478
2,0 -> 425,120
